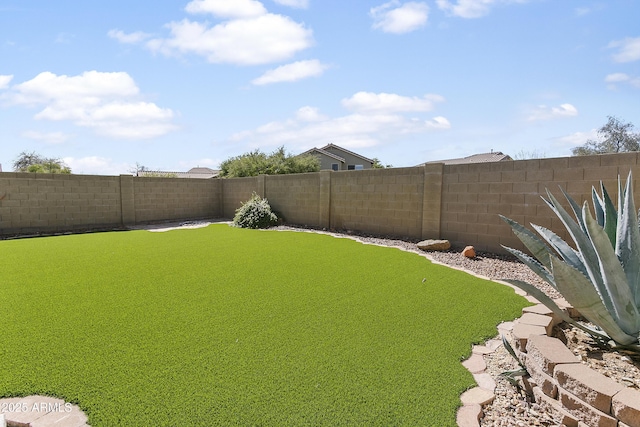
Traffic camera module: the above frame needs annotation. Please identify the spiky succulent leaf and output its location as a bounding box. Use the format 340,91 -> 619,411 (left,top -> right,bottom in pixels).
560,186 -> 588,234
593,186 -> 605,227
615,172 -> 640,310
550,256 -> 637,345
530,224 -> 585,275
600,181 -> 617,248
501,246 -> 555,287
500,215 -> 553,270
501,335 -> 525,370
583,203 -> 640,335
501,278 -> 608,340
499,369 -> 528,387
545,190 -> 616,316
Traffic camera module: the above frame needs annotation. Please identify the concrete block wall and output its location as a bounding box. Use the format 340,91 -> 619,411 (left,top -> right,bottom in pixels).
440,152 -> 640,253
221,176 -> 260,219
131,177 -> 220,224
0,172 -> 123,234
2,152 -> 640,252
0,173 -> 222,235
329,167 -> 425,238
265,172 -> 321,227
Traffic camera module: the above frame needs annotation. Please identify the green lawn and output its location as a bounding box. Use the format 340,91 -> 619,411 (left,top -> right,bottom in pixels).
0,225 -> 528,426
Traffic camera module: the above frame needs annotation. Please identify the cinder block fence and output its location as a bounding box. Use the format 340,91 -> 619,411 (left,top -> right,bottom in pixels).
2,152 -> 640,253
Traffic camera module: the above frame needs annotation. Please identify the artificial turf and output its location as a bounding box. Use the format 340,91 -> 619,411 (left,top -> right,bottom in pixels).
0,225 -> 528,426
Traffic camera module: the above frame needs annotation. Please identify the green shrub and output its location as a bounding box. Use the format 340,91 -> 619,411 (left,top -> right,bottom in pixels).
233,192 -> 279,229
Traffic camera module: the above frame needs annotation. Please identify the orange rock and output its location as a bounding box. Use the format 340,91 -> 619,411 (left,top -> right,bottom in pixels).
463,246 -> 476,258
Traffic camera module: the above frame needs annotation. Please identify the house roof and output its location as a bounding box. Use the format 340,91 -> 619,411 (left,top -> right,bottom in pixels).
187,167 -> 217,174
300,147 -> 346,163
320,143 -> 374,164
138,167 -> 220,178
423,151 -> 513,165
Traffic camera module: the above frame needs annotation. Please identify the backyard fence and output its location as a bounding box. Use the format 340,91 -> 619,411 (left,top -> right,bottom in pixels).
2,152 -> 640,253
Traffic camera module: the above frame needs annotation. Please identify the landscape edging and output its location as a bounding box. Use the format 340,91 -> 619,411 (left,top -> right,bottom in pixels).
455,278 -> 640,427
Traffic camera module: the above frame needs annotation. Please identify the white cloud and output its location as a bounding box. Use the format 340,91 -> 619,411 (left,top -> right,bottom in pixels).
108,29 -> 152,44
55,32 -> 74,44
0,74 -> 13,89
230,91 -> 449,150
527,103 -> 578,121
370,1 -> 429,34
608,37 -> 640,63
146,14 -> 313,65
342,91 -> 444,113
64,156 -> 131,176
295,106 -> 327,122
436,0 -> 530,19
21,130 -> 71,144
185,0 -> 267,18
10,71 -> 139,105
605,73 -> 640,89
554,129 -> 598,148
273,0 -> 309,9
7,71 -> 177,139
251,59 -> 328,85
604,73 -> 630,83
426,116 -> 451,129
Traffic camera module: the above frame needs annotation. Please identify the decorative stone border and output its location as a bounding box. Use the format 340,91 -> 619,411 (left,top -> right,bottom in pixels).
0,395 -> 88,427
457,297 -> 640,427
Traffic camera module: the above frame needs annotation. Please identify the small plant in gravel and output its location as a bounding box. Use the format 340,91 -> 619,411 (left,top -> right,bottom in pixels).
233,192 -> 279,229
501,172 -> 640,353
499,335 -> 530,393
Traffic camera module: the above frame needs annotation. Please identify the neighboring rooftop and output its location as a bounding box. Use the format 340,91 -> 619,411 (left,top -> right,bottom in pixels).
300,147 -> 346,163
422,151 -> 513,165
138,167 -> 220,179
300,143 -> 376,171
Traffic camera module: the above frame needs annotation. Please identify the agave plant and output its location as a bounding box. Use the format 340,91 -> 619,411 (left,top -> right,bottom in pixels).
501,172 -> 640,352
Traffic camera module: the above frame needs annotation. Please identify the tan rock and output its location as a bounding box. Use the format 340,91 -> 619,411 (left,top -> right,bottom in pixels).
416,239 -> 450,251
462,353 -> 486,374
456,403 -> 482,427
554,363 -> 623,414
462,245 -> 476,258
612,387 -> 640,427
472,372 -> 496,392
460,387 -> 495,406
525,353 -> 558,398
533,387 -> 580,427
512,322 -> 547,351
519,312 -> 556,336
558,388 -> 617,427
525,334 -> 579,376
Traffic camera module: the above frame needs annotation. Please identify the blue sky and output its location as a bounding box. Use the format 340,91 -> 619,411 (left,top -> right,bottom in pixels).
1,0 -> 639,175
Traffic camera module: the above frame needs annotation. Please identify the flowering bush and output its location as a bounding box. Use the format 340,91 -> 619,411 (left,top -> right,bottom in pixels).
233,193 -> 279,229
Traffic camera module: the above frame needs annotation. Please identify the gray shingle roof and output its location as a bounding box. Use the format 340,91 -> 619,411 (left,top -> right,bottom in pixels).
423,152 -> 513,165
299,147 -> 346,163
321,144 -> 374,163
138,167 -> 220,178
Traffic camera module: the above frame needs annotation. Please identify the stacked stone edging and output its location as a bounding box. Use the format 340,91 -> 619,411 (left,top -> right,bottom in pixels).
458,294 -> 640,427
514,308 -> 640,427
